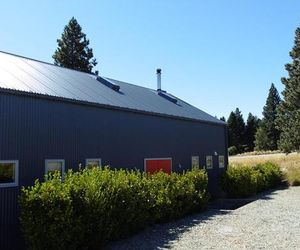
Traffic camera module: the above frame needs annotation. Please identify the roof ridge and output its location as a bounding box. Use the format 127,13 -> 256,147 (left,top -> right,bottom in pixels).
0,50 -> 56,66
0,50 -> 96,76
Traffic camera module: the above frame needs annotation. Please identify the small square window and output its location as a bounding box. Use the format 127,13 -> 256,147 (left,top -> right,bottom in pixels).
0,160 -> 19,187
86,158 -> 101,169
191,156 -> 199,168
45,159 -> 65,175
219,155 -> 225,168
206,156 -> 213,169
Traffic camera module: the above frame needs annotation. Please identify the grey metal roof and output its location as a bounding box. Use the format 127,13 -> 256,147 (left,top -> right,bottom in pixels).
0,51 -> 224,125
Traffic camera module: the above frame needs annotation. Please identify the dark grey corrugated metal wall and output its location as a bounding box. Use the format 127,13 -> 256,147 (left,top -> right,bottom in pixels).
0,92 -> 228,249
0,188 -> 22,249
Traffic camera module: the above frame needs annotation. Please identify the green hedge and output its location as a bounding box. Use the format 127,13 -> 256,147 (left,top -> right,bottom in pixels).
254,162 -> 282,192
221,162 -> 283,198
19,167 -> 208,250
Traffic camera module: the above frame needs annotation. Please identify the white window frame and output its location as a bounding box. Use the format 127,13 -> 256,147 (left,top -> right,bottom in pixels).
144,157 -> 172,173
191,156 -> 199,168
219,155 -> 225,168
0,160 -> 19,188
85,158 -> 102,168
45,159 -> 65,175
206,156 -> 213,169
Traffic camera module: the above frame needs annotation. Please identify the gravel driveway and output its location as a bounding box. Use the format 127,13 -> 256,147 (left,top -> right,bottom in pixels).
106,187 -> 300,249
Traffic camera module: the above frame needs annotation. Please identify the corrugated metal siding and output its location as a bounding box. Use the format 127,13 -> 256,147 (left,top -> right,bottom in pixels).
0,187 -> 23,250
0,92 -> 227,249
0,188 -> 18,227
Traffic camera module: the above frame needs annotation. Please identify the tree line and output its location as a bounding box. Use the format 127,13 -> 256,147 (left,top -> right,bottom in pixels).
224,24 -> 300,154
222,83 -> 281,155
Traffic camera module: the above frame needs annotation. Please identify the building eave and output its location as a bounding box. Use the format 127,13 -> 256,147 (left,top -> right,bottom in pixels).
0,87 -> 226,127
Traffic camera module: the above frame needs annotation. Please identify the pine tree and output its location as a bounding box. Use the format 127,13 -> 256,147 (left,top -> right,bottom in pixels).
255,83 -> 281,151
220,116 -> 226,122
227,111 -> 237,147
244,113 -> 260,151
254,126 -> 269,151
276,27 -> 300,152
53,17 -> 98,73
227,108 -> 245,151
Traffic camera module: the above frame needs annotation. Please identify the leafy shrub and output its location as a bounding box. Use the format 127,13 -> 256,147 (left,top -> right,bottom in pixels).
221,165 -> 258,197
222,163 -> 283,198
228,146 -> 238,156
254,162 -> 282,191
148,169 -> 208,223
20,167 -> 208,250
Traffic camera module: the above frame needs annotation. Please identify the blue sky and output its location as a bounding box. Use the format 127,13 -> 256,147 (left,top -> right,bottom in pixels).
1,1 -> 299,119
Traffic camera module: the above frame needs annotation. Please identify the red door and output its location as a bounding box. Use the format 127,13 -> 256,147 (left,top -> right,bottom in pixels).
145,159 -> 172,174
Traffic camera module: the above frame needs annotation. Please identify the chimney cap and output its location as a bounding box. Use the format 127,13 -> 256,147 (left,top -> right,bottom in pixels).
156,68 -> 161,74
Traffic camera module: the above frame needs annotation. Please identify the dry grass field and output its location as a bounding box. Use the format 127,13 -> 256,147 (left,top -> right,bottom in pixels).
230,152 -> 300,186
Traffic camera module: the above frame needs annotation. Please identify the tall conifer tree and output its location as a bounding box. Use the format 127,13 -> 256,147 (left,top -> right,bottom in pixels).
227,111 -> 237,147
255,83 -> 281,151
53,17 -> 97,73
244,113 -> 260,151
276,27 -> 300,152
254,126 -> 269,151
227,108 -> 245,150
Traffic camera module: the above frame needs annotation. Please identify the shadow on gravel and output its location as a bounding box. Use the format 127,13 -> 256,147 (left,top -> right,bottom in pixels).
106,186 -> 289,250
210,185 -> 289,210
252,185 -> 289,200
106,209 -> 231,250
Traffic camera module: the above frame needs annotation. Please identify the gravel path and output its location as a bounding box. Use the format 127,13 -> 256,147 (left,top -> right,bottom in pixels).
106,187 -> 300,250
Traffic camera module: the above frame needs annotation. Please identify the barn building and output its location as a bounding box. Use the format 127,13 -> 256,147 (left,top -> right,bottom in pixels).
0,51 -> 228,249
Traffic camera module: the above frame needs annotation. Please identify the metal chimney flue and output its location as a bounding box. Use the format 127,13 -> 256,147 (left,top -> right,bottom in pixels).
156,68 -> 161,91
